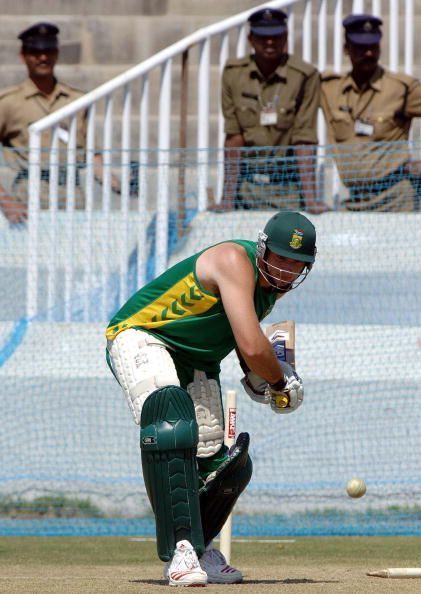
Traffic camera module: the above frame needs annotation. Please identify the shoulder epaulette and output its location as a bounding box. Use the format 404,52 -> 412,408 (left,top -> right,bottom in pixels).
287,55 -> 317,77
0,84 -> 21,100
321,71 -> 342,82
224,56 -> 250,69
385,70 -> 418,88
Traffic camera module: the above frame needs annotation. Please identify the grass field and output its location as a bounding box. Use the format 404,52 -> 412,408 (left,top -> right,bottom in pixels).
0,537 -> 420,593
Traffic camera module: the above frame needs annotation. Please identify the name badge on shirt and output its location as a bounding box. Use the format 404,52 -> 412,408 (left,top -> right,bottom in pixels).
354,119 -> 374,136
260,106 -> 277,126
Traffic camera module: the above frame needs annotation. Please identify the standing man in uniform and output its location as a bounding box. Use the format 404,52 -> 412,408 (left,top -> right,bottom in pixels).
321,14 -> 421,211
0,22 -> 119,224
106,211 -> 316,586
214,8 -> 329,214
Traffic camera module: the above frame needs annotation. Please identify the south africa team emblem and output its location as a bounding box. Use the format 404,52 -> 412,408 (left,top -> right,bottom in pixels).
289,229 -> 303,249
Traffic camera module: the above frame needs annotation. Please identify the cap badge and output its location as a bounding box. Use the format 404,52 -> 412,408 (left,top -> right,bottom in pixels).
289,229 -> 304,249
263,9 -> 273,20
363,21 -> 373,32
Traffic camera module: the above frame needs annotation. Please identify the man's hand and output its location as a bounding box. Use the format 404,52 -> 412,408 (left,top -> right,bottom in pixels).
268,361 -> 304,414
0,194 -> 27,225
306,200 -> 331,214
241,370 -> 270,404
404,160 -> 421,176
208,195 -> 235,212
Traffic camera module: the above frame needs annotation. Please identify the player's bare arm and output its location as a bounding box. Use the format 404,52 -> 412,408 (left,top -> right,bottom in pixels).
196,241 -> 284,384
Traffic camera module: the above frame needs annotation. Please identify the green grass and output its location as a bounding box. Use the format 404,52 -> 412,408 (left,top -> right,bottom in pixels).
0,496 -> 103,518
0,537 -> 419,567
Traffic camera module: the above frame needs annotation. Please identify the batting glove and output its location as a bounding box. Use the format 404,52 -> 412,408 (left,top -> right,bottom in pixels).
241,371 -> 270,405
268,362 -> 304,414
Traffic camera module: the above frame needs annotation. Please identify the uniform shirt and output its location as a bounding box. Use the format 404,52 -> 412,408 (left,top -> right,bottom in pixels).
0,78 -> 86,169
321,66 -> 421,183
106,240 -> 278,373
222,54 -> 320,155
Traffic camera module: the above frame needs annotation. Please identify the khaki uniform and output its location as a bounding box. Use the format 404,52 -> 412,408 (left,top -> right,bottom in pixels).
0,78 -> 86,208
321,66 -> 421,211
222,54 -> 320,209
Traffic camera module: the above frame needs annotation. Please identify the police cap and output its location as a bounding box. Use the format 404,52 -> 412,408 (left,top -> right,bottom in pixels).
248,8 -> 288,36
18,22 -> 59,51
343,14 -> 382,45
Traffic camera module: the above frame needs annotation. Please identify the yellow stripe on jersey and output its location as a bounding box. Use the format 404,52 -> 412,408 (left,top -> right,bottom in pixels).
106,272 -> 219,339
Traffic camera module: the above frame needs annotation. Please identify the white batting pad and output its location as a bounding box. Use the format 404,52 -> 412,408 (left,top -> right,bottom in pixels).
187,370 -> 224,458
107,329 -> 180,424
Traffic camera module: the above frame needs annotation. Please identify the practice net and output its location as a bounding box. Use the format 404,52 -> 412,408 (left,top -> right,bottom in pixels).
0,144 -> 420,536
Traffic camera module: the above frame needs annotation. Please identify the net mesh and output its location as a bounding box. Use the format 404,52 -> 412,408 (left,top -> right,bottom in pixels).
0,144 -> 420,536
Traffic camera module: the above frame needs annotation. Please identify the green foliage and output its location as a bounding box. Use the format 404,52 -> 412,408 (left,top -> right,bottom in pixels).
0,495 -> 103,518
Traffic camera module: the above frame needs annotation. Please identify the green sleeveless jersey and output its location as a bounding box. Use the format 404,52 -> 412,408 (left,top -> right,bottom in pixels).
106,240 -> 277,372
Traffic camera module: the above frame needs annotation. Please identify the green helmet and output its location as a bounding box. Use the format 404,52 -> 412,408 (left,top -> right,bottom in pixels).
258,211 -> 317,264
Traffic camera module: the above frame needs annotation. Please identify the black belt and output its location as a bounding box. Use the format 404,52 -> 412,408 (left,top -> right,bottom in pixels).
14,167 -> 80,187
348,165 -> 410,200
240,157 -> 300,186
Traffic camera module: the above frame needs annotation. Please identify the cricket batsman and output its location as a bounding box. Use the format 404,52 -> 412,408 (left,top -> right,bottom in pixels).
105,211 -> 316,586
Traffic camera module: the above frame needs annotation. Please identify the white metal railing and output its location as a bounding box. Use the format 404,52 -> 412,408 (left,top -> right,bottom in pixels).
26,0 -> 415,320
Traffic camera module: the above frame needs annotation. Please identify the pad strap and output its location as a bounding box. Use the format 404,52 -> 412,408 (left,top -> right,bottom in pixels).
187,370 -> 224,458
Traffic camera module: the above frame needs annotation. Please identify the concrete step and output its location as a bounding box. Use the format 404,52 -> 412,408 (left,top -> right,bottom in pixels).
1,12 -> 421,67
0,14 -> 251,65
0,0 -> 168,15
167,0 -> 261,16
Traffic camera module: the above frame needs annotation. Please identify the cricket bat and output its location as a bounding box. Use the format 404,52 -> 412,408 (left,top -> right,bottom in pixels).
264,320 -> 296,369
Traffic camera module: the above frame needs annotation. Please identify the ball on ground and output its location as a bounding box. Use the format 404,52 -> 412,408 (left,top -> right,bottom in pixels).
346,478 -> 366,498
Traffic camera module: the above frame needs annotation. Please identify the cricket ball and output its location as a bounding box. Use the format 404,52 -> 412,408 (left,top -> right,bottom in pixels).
346,478 -> 366,498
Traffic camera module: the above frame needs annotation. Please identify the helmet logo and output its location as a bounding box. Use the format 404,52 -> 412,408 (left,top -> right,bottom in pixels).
289,229 -> 303,250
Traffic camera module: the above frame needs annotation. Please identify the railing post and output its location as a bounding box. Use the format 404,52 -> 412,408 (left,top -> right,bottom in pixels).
352,0 -> 364,12
303,0 -> 312,63
217,32 -> 229,202
47,126 -> 59,320
119,84 -> 132,306
389,0 -> 399,72
178,49 -> 189,233
137,74 -> 149,288
197,38 -> 210,212
334,0 -> 343,73
156,59 -> 172,276
26,130 -> 42,320
64,115 -> 77,322
404,0 -> 414,75
288,7 -> 295,53
236,23 -> 247,57
83,103 -> 96,322
100,94 -> 113,320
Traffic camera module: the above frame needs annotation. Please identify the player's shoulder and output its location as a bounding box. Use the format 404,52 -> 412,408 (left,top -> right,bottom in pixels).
383,69 -> 419,88
321,70 -> 343,84
287,54 -> 317,77
0,84 -> 22,102
205,240 -> 253,265
224,56 -> 251,70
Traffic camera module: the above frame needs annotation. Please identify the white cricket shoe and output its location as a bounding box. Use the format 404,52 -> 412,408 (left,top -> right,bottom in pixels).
199,544 -> 243,584
164,540 -> 208,587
